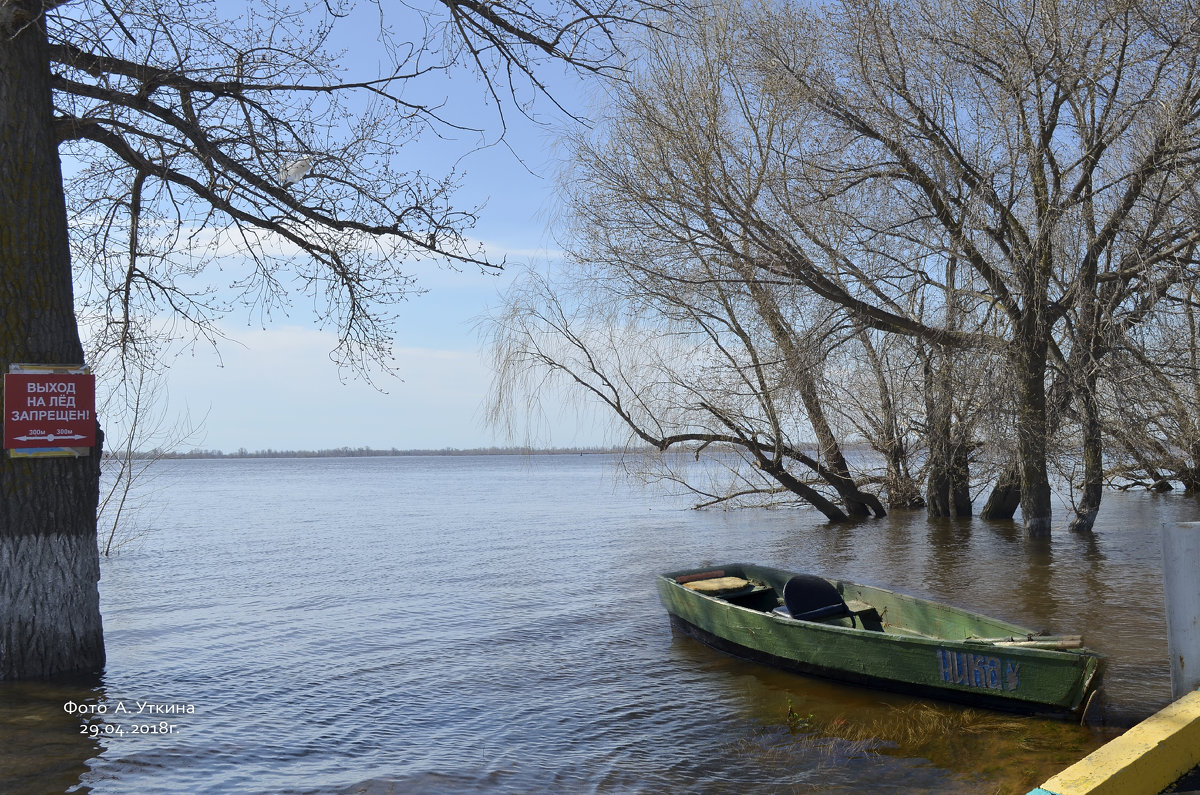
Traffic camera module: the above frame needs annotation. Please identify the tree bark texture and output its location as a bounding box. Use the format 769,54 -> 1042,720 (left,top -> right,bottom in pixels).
922,345 -> 972,518
1067,382 -> 1103,533
793,372 -> 885,517
980,460 -> 1021,520
0,0 -> 105,679
928,441 -> 973,518
1013,330 -> 1052,535
1067,223 -> 1103,533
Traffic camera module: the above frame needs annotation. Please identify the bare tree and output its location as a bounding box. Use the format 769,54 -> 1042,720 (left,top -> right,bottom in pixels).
748,0 -> 1200,534
487,11 -> 888,519
819,324 -> 926,509
488,261 -> 886,520
2,0 -> 662,679
488,0 -> 1200,537
1104,277 -> 1200,493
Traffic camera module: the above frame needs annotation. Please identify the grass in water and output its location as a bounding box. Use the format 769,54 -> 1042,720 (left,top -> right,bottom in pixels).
774,700 -> 1102,795
836,703 -> 1027,746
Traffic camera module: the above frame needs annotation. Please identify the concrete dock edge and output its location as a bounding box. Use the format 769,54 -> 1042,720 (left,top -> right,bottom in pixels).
1029,689 -> 1200,795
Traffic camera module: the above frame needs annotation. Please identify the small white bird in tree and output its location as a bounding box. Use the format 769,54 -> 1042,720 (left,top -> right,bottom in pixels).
277,156 -> 312,186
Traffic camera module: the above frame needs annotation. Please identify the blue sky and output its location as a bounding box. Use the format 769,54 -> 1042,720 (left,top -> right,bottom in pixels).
86,2 -> 614,453
156,131 -> 597,452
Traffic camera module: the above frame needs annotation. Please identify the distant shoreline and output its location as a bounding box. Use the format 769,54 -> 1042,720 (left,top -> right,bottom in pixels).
109,446 -> 638,460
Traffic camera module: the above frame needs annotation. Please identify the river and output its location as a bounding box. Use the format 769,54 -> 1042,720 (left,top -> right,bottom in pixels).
1,454 -> 1195,793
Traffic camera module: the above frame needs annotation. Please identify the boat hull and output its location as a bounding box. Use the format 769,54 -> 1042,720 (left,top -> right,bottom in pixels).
658,564 -> 1103,716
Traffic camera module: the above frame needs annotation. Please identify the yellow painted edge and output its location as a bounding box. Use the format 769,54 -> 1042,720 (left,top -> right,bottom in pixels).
1040,690 -> 1200,795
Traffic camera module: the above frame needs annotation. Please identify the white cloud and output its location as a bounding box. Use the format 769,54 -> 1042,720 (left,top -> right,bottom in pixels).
102,323 -> 606,453
155,326 -> 478,451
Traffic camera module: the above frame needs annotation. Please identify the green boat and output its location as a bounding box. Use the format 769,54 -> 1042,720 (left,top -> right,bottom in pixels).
658,563 -> 1104,716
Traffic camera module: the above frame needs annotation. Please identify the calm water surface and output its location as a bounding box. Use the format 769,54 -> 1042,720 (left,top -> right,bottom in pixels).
1,454 -> 1197,794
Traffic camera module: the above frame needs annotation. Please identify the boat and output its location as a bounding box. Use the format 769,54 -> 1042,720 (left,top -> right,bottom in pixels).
657,563 -> 1103,716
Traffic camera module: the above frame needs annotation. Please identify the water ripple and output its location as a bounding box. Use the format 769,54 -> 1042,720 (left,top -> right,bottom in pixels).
0,456 -> 1189,793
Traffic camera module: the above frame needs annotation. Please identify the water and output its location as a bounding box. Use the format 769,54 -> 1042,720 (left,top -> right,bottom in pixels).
2,454 -> 1197,794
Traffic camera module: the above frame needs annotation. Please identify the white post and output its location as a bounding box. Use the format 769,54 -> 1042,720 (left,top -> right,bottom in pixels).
1163,522 -> 1200,700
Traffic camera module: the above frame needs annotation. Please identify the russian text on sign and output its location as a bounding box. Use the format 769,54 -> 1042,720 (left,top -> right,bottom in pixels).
3,367 -> 96,452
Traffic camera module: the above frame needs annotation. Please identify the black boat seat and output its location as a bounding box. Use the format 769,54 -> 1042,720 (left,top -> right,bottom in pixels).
781,574 -> 849,621
772,576 -> 882,629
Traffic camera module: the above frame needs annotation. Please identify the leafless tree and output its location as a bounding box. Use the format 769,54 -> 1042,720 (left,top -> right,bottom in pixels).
488,0 -> 1200,537
56,0 -> 649,373
1103,278 -> 1200,493
488,261 -> 887,520
748,0 -> 1200,534
487,10 -> 889,519
2,0 -> 666,679
822,325 -> 926,509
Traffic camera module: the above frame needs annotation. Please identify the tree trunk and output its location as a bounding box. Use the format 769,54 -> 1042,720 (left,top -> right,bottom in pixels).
1013,331 -> 1052,536
756,458 -> 849,522
741,277 -> 885,517
1068,381 -> 1103,533
1068,225 -> 1103,533
950,442 -> 973,515
980,460 -> 1021,520
793,371 -> 884,517
926,434 -> 973,517
857,327 -> 922,508
925,419 -> 955,517
922,344 -> 972,517
0,1 -> 105,679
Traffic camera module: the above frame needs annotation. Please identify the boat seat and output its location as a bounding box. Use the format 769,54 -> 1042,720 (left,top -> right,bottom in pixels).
782,574 -> 850,621
772,581 -> 883,630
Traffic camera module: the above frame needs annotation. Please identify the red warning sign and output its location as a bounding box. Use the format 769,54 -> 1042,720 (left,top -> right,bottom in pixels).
3,371 -> 97,449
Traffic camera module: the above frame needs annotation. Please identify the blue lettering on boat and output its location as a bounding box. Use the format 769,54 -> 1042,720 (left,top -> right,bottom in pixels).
936,649 -> 1019,691
1005,660 -> 1021,691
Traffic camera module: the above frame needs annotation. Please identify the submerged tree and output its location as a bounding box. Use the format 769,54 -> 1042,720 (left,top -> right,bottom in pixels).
751,0 -> 1200,533
489,263 -> 888,519
488,10 -> 892,519
488,0 -> 1200,535
1104,277 -> 1200,493
1,0 -> 659,679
